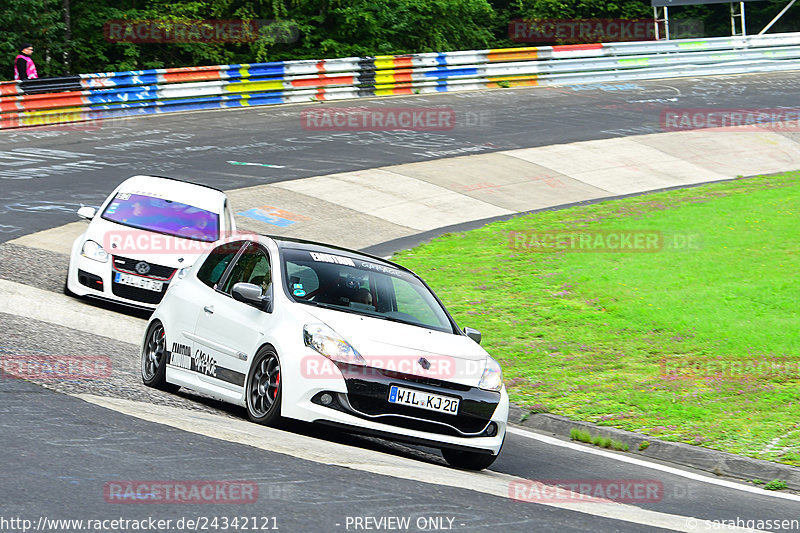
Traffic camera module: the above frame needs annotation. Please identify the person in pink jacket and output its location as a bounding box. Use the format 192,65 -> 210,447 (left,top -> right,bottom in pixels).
14,43 -> 38,80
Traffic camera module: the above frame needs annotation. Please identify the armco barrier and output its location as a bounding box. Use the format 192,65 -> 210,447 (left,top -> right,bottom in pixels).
2,32 -> 800,129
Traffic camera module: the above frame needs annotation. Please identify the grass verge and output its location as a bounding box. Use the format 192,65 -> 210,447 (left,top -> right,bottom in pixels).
392,172 -> 800,465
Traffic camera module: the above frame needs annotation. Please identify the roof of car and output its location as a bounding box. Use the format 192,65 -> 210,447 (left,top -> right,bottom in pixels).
267,235 -> 413,274
116,175 -> 226,212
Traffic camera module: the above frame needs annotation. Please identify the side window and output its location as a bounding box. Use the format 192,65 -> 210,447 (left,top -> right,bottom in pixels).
220,243 -> 271,295
196,241 -> 245,289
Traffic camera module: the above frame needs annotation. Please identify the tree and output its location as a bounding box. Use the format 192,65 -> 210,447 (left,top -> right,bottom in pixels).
0,0 -> 66,78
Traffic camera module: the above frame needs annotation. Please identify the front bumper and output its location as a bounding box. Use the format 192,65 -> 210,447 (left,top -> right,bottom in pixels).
284,359 -> 508,455
67,252 -> 175,310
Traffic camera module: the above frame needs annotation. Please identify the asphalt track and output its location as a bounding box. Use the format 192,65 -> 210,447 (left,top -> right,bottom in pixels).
2,71 -> 800,532
1,71 -> 798,241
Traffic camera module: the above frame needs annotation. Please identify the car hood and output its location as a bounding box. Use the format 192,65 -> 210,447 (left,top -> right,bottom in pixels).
84,217 -> 213,268
299,305 -> 490,385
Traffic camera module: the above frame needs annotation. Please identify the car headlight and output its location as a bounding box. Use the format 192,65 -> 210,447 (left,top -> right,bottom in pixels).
478,356 -> 503,391
81,239 -> 109,263
303,323 -> 365,366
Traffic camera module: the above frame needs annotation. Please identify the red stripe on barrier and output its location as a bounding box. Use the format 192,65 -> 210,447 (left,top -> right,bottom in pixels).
393,57 -> 414,69
552,43 -> 604,52
0,115 -> 21,129
292,75 -> 354,88
163,70 -> 222,83
0,100 -> 21,113
4,92 -> 88,112
0,81 -> 20,96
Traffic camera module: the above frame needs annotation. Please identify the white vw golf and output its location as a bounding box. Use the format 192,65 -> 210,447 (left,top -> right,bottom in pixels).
66,175 -> 236,309
141,235 -> 508,470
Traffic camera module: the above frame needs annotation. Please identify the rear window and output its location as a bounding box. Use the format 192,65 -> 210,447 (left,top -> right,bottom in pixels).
102,192 -> 219,242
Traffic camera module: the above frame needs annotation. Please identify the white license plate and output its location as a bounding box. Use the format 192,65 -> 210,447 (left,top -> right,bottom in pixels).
388,385 -> 460,415
115,272 -> 163,292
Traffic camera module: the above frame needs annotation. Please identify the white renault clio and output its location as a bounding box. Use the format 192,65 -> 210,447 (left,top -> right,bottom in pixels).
142,235 -> 508,470
66,175 -> 236,310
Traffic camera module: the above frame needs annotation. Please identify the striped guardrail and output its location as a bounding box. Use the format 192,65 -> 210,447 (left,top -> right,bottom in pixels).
2,32 -> 800,129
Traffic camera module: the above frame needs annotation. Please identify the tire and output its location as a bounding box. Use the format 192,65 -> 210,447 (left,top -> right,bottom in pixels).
441,447 -> 500,471
141,321 -> 179,392
246,347 -> 282,426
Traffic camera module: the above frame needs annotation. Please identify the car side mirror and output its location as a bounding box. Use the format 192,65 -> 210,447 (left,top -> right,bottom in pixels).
77,206 -> 96,220
464,327 -> 482,344
232,282 -> 272,312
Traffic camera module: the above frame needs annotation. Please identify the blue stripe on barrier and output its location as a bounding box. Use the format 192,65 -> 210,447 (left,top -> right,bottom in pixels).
82,72 -> 162,87
85,87 -> 160,104
239,64 -> 286,78
424,67 -> 480,78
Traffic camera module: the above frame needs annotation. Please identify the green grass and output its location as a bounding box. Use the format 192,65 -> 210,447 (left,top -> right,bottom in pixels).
764,479 -> 788,491
570,428 -> 592,443
393,172 -> 800,465
569,428 -> 629,451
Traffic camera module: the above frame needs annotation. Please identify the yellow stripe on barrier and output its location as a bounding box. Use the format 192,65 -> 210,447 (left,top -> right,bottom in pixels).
374,56 -> 397,70
225,80 -> 284,93
619,58 -> 650,66
374,56 -> 414,70
374,72 -> 413,85
487,47 -> 540,62
486,75 -> 539,88
374,84 -> 415,96
18,106 -> 93,127
677,41 -> 709,49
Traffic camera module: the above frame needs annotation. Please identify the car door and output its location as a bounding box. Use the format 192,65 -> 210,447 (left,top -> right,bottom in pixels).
191,241 -> 274,395
166,239 -> 245,378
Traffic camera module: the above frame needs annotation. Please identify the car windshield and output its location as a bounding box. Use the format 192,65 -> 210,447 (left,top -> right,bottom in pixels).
282,248 -> 455,333
101,192 -> 219,242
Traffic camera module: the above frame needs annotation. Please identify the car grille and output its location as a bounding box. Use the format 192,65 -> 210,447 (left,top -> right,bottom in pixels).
110,280 -> 168,304
112,256 -> 176,281
335,363 -> 500,436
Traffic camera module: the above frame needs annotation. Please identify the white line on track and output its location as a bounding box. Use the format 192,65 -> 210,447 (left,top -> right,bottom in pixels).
508,427 -> 800,502
76,394 -> 764,533
0,278 -> 789,530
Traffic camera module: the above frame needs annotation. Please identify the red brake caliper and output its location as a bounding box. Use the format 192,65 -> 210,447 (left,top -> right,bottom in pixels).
273,372 -> 280,398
